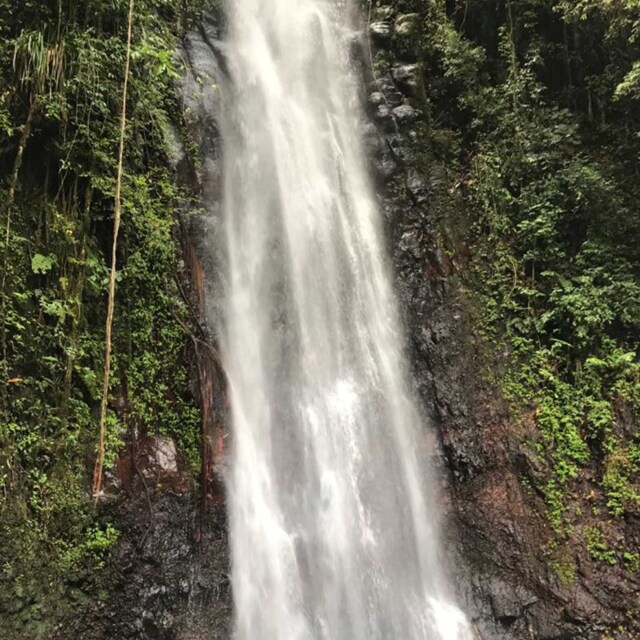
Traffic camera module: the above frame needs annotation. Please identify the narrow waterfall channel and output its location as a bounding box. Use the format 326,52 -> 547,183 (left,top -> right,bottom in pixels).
217,1 -> 473,638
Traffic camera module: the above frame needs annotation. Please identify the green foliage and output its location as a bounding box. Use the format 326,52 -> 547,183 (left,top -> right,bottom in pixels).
410,0 -> 640,559
550,555 -> 577,588
602,448 -> 639,516
60,522 -> 120,575
622,550 -> 640,572
585,525 -> 617,565
31,253 -> 56,274
0,1 -> 201,635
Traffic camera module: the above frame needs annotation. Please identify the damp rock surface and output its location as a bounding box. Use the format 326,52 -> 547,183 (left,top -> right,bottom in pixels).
53,493 -> 231,640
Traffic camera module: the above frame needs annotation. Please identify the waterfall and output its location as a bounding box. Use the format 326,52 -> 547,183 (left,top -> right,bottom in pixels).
216,0 -> 473,638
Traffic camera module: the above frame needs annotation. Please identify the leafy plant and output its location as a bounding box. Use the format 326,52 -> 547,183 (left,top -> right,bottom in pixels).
412,0 -> 640,566
0,2 -> 203,636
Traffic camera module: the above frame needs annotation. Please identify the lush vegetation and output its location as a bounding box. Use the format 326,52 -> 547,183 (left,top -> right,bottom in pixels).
0,1 -> 202,635
380,0 -> 639,570
1,0 -> 639,634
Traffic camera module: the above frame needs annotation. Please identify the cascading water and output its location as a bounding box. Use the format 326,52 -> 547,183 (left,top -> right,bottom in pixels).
217,0 -> 473,638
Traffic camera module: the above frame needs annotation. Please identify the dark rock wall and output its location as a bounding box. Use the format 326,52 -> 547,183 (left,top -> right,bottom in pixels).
53,491 -> 231,640
50,431 -> 230,639
50,19 -> 234,640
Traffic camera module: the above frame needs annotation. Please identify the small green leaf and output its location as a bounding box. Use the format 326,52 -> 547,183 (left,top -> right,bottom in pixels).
31,253 -> 57,274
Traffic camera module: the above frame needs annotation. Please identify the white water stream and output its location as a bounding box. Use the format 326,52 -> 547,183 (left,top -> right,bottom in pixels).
217,0 -> 473,638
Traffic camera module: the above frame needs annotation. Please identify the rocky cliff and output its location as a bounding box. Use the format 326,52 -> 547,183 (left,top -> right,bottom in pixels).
51,5 -> 639,639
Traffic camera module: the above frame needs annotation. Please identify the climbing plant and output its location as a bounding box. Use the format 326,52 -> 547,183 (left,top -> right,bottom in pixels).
93,0 -> 135,502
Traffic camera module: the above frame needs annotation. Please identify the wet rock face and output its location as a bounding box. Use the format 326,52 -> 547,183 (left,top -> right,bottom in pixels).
107,435 -> 193,497
51,19 -> 234,639
53,494 -> 231,640
369,20 -> 392,43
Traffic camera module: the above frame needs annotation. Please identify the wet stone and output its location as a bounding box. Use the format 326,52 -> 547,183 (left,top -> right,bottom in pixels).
385,91 -> 404,107
399,230 -> 423,260
368,91 -> 385,106
374,103 -> 393,122
369,21 -> 391,42
395,13 -> 420,37
488,578 -> 538,622
372,6 -> 395,21
362,122 -> 386,156
406,167 -> 429,203
392,63 -> 420,93
369,77 -> 395,94
380,155 -> 399,179
392,104 -> 418,123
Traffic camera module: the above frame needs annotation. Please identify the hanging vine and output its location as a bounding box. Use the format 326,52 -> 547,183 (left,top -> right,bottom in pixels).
92,0 -> 135,502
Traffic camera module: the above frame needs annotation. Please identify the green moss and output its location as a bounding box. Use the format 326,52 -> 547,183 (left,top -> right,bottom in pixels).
550,556 -> 577,588
602,449 -> 640,517
622,551 -> 640,572
584,525 -> 617,566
